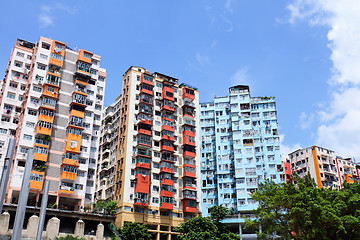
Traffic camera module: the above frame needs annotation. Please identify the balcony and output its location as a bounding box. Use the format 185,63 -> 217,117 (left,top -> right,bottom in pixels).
183,181 -> 196,190
183,190 -> 197,200
161,134 -> 174,142
161,104 -> 175,112
45,74 -> 60,87
59,185 -> 75,195
60,171 -> 77,181
183,101 -> 195,108
160,202 -> 173,210
34,152 -> 48,162
161,154 -> 177,163
182,87 -> 195,101
183,151 -> 195,159
184,159 -> 196,167
183,166 -> 196,178
140,87 -> 153,96
136,157 -> 151,169
137,149 -> 151,158
34,138 -> 51,147
138,128 -> 151,136
160,163 -> 174,174
160,144 -> 174,153
29,171 -> 45,190
35,126 -> 52,137
160,190 -> 174,198
161,178 -> 174,186
141,74 -> 154,86
162,86 -> 174,101
134,198 -> 149,207
183,200 -> 197,213
135,174 -> 150,194
62,158 -> 79,167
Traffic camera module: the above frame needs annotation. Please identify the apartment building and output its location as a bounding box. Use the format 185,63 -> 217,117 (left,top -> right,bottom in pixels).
96,95 -> 121,201
288,146 -> 359,188
0,37 -> 106,210
112,66 -> 201,239
200,85 -> 284,235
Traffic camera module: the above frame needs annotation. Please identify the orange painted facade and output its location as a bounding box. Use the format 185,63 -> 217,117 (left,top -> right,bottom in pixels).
135,174 -> 150,194
65,133 -> 82,153
61,171 -> 77,181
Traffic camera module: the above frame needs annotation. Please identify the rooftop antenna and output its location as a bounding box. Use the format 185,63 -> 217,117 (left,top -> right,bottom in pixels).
74,46 -> 78,51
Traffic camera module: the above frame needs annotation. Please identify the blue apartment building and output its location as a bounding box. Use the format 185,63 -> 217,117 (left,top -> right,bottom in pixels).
200,85 -> 284,235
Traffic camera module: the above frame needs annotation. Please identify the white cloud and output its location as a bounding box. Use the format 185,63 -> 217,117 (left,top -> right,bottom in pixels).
38,5 -> 53,28
195,51 -> 211,66
231,66 -> 250,86
38,3 -> 77,28
221,15 -> 234,32
286,0 -> 360,158
225,0 -> 235,13
279,134 -> 302,156
299,111 -> 314,130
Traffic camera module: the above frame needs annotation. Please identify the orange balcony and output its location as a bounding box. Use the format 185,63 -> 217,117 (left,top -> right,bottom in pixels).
62,158 -> 79,167
161,135 -> 174,142
183,172 -> 196,178
74,79 -> 88,86
138,129 -> 152,136
59,189 -> 75,195
141,74 -> 154,86
134,200 -> 149,207
183,151 -> 196,158
78,49 -> 92,64
34,152 -> 48,162
49,57 -> 63,68
69,109 -> 85,119
161,125 -> 174,132
42,86 -> 59,99
138,119 -> 152,125
136,162 -> 151,170
51,40 -> 66,56
65,134 -> 82,153
182,87 -> 195,101
29,171 -> 44,190
35,126 -> 52,136
38,113 -> 54,124
135,174 -> 150,194
161,179 -> 174,186
61,171 -> 77,181
183,200 -> 197,213
161,145 -> 174,153
161,105 -> 175,112
160,190 -> 174,198
160,167 -> 174,174
140,88 -> 153,96
162,86 -> 174,101
160,202 -> 173,210
183,138 -> 195,146
345,174 -> 354,184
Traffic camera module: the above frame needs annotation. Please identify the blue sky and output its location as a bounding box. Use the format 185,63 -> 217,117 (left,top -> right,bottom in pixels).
1,0 -> 359,158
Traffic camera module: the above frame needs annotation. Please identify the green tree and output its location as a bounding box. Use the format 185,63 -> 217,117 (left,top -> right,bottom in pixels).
174,216 -> 218,240
245,174 -> 360,240
56,235 -> 85,240
118,222 -> 151,240
175,206 -> 239,240
85,200 -> 118,215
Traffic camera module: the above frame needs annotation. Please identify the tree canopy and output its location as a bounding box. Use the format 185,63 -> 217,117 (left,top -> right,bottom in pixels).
245,174 -> 360,240
84,200 -> 118,215
117,222 -> 152,240
175,205 -> 239,240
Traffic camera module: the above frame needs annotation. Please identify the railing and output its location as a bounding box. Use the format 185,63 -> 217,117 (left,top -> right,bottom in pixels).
183,193 -> 197,199
138,140 -> 152,146
183,182 -> 196,188
184,159 -> 196,165
59,185 -> 74,191
35,139 -> 50,146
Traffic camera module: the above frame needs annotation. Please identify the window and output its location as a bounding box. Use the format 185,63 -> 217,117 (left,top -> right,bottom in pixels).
85,111 -> 91,117
77,171 -> 85,177
152,197 -> 159,203
47,86 -> 55,92
51,53 -> 63,61
20,84 -> 26,91
14,61 -> 23,68
16,52 -> 25,57
9,82 -> 18,88
37,63 -> 46,70
80,146 -> 87,152
41,43 -> 50,50
83,52 -> 92,59
7,92 -> 15,99
153,186 -> 159,192
28,109 -> 37,116
40,54 -> 48,59
90,147 -> 97,152
70,140 -> 78,148
0,128 -> 8,134
23,134 -> 32,140
30,97 -> 39,104
87,90 -> 94,95
18,95 -> 23,101
33,86 -> 42,92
